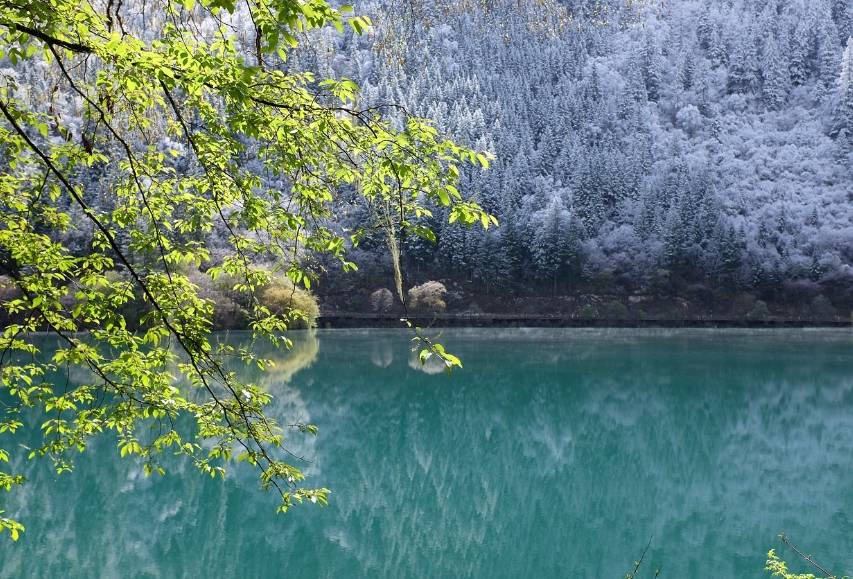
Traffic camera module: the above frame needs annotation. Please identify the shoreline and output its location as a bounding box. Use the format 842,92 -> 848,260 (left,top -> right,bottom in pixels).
317,313 -> 853,329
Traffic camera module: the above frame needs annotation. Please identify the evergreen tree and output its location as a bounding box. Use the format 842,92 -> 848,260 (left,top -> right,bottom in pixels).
696,58 -> 714,115
472,230 -> 507,294
762,35 -> 790,109
708,26 -> 729,67
680,52 -> 696,91
788,21 -> 810,86
727,28 -> 760,94
626,52 -> 648,102
832,0 -> 852,43
643,40 -> 663,102
806,206 -> 821,227
810,253 -> 825,281
721,224 -> 744,279
697,2 -> 714,50
565,216 -> 583,284
532,197 -> 571,293
831,37 -> 853,142
817,21 -> 841,99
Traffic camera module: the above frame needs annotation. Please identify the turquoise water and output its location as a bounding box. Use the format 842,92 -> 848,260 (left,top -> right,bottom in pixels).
3,329 -> 853,578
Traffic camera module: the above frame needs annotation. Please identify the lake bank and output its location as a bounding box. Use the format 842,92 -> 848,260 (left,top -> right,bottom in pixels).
317,313 -> 853,329
317,283 -> 853,329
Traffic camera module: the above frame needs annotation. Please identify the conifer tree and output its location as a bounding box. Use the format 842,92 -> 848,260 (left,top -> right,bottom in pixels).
643,40 -> 663,102
817,20 -> 842,99
832,37 -> 853,144
697,2 -> 714,50
832,0 -> 852,43
788,21 -> 810,86
728,28 -> 760,94
762,35 -> 790,109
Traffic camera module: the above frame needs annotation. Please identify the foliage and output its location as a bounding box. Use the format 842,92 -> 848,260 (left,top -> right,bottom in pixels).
369,287 -> 394,313
765,549 -> 838,579
186,268 -> 248,329
766,535 -> 848,579
259,276 -> 320,329
0,0 -> 494,539
407,280 -> 447,313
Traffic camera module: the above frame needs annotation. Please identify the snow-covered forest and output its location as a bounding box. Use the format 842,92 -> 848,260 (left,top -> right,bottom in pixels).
10,0 -> 853,313
295,0 -> 853,308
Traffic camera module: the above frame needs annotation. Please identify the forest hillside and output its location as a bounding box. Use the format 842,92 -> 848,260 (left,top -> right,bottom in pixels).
297,0 -> 853,320
10,0 -> 853,321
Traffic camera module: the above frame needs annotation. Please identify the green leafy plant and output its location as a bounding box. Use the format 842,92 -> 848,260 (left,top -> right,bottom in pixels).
259,275 -> 320,329
766,535 -> 848,579
0,0 -> 494,540
767,550 -> 823,579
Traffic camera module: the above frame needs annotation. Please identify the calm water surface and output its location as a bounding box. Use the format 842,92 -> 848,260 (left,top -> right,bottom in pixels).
3,329 -> 853,578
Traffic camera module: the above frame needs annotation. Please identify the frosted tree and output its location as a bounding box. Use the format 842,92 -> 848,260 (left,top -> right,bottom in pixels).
680,52 -> 696,91
697,2 -> 714,50
832,0 -> 852,43
294,0 -> 853,298
642,39 -> 663,102
762,35 -> 790,109
831,37 -> 853,145
695,57 -> 714,116
532,196 -> 572,292
787,21 -> 810,87
708,26 -> 729,67
728,27 -> 760,94
817,18 -> 842,99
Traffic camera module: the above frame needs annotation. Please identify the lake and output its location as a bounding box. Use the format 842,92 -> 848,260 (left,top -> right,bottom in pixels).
2,328 -> 853,578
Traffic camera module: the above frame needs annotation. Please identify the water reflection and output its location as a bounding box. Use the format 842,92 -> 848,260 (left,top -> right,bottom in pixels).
407,350 -> 447,375
3,329 -> 853,578
370,339 -> 394,369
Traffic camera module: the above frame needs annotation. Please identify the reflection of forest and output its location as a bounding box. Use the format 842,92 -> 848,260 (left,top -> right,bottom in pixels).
299,330 -> 853,578
4,330 -> 853,578
231,331 -> 322,476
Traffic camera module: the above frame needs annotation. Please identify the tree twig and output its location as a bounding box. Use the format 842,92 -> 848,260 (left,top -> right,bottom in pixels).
779,534 -> 837,578
625,536 -> 653,579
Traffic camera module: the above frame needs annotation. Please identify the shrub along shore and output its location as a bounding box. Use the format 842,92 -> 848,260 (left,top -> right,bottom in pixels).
5,273 -> 848,331
317,280 -> 853,328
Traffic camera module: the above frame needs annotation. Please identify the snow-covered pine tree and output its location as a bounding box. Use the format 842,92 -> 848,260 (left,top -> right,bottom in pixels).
816,13 -> 841,99
762,35 -> 790,109
642,39 -> 663,102
680,52 -> 696,91
831,37 -> 853,145
788,20 -> 810,86
832,0 -> 852,43
532,196 -> 571,293
727,27 -> 760,94
697,2 -> 714,50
